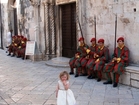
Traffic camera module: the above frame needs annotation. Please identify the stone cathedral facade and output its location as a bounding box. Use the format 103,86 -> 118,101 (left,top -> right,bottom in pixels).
0,0 -> 139,64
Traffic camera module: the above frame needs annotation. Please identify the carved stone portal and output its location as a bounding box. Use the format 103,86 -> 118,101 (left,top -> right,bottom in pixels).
56,0 -> 76,5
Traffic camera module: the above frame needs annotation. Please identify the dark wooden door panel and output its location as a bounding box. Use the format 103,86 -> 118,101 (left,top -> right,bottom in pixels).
61,3 -> 76,58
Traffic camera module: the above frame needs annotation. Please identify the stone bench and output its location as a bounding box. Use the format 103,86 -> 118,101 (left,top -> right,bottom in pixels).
118,66 -> 139,88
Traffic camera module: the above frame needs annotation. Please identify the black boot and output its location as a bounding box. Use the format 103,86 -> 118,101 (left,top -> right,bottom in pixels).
88,75 -> 95,79
7,53 -> 11,56
87,75 -> 91,79
88,76 -> 93,79
97,78 -> 101,82
113,82 -> 118,87
75,74 -> 79,77
17,56 -> 21,58
11,54 -> 15,57
69,72 -> 74,75
103,81 -> 112,84
82,73 -> 87,76
80,73 -> 87,76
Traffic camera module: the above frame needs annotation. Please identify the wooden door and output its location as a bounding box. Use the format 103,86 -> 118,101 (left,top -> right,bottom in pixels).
61,3 -> 77,58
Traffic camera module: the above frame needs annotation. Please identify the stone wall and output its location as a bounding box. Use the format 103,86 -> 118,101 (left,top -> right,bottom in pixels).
78,0 -> 139,64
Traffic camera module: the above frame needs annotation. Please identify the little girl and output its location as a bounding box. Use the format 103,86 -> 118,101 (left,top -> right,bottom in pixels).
56,71 -> 76,105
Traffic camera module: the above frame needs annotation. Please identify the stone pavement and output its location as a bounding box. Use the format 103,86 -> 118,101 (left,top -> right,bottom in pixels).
0,49 -> 139,105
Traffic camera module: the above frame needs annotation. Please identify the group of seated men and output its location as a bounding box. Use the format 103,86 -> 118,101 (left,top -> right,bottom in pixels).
7,35 -> 27,60
69,37 -> 129,87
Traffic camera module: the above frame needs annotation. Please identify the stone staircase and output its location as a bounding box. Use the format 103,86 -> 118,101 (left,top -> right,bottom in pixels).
46,57 -> 139,88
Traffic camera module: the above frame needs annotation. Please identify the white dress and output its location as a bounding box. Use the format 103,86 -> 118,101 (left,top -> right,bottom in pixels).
57,80 -> 76,105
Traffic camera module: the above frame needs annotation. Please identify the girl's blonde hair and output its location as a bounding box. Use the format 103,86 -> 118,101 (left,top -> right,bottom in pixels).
59,71 -> 70,80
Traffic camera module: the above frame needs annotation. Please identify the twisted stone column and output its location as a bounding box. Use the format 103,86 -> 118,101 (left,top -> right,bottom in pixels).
49,3 -> 56,55
42,1 -> 49,54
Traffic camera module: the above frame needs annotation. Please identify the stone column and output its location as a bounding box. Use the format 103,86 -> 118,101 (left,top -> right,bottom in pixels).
42,0 -> 56,57
8,8 -> 14,31
31,0 -> 43,60
49,2 -> 55,55
32,0 -> 40,49
33,1 -> 40,48
42,0 -> 49,55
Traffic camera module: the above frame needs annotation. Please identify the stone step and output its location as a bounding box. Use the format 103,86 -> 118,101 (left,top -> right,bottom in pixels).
45,57 -> 70,68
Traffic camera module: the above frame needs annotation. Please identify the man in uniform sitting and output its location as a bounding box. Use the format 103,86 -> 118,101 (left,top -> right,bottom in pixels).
94,39 -> 110,82
69,37 -> 89,77
103,37 -> 129,87
86,38 -> 98,79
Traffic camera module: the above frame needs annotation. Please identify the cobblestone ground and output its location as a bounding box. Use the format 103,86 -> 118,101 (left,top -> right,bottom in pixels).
0,49 -> 139,105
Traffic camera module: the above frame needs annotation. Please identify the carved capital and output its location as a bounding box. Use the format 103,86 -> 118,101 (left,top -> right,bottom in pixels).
49,0 -> 55,5
30,0 -> 40,7
42,0 -> 55,5
42,0 -> 48,5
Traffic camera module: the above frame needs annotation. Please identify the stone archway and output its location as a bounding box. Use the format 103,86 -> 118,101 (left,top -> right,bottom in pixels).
7,0 -> 18,35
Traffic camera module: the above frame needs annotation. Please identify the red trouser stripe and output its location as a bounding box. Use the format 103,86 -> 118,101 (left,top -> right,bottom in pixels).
97,71 -> 102,79
115,73 -> 120,83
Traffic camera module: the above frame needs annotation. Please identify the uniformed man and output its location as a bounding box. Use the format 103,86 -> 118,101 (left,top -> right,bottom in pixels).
15,36 -> 24,58
103,37 -> 129,87
86,38 -> 98,79
11,35 -> 19,57
20,37 -> 27,59
69,37 -> 89,77
94,38 -> 110,82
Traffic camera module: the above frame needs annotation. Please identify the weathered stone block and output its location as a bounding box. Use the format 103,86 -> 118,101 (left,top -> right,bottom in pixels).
119,72 -> 131,86
131,73 -> 139,80
131,80 -> 139,88
126,66 -> 139,74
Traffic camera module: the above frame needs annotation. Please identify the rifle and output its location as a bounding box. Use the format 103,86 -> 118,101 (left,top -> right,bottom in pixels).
112,14 -> 117,62
94,15 -> 96,51
77,17 -> 84,43
114,14 -> 117,50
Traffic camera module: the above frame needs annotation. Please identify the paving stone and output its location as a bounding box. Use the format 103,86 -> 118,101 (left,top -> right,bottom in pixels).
44,100 -> 56,105
89,101 -> 103,105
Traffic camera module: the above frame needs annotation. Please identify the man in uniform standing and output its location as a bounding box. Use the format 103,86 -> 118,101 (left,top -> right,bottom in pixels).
103,37 -> 129,87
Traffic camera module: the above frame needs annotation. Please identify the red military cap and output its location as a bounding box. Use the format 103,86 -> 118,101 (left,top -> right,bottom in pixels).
23,38 -> 27,41
98,38 -> 104,43
78,37 -> 84,41
90,38 -> 96,42
117,37 -> 124,42
21,35 -> 24,39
